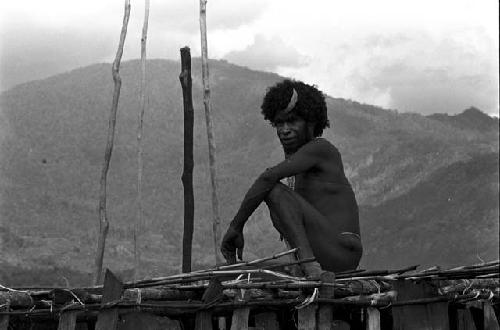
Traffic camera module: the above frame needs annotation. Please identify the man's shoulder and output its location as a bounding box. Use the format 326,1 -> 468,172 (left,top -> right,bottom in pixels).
307,137 -> 339,153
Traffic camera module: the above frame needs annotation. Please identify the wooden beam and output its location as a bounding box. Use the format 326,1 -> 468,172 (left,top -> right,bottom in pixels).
298,305 -> 317,330
194,311 -> 213,330
179,46 -> 195,273
255,312 -> 279,330
199,0 -> 222,265
365,308 -> 380,330
118,312 -> 181,330
484,302 -> 500,330
134,0 -> 150,283
58,311 -> 79,330
94,0 -> 131,285
318,272 -> 335,330
0,291 -> 33,308
0,315 -> 9,330
230,308 -> 250,330
95,270 -> 124,330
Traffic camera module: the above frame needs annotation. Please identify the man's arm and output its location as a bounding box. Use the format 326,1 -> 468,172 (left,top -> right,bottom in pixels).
221,140 -> 327,263
231,140 -> 325,229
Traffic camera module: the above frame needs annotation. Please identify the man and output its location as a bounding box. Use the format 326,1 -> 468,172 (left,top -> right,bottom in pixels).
221,79 -> 362,278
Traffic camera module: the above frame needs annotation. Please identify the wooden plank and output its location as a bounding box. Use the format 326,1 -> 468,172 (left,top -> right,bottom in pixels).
332,320 -> 350,329
392,280 -> 449,330
218,317 -> 227,330
318,272 -> 336,330
255,312 -> 279,330
457,308 -> 477,330
194,311 -> 213,330
231,308 -> 250,330
366,308 -> 380,330
484,302 -> 500,330
58,311 -> 79,330
118,312 -> 181,330
298,305 -> 317,330
95,269 -> 124,330
0,315 -> 9,330
318,305 -> 333,330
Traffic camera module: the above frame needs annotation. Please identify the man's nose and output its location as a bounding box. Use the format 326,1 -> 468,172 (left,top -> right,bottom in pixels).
279,124 -> 291,135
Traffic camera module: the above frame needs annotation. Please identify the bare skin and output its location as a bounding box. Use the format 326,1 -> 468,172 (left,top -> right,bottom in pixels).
221,111 -> 362,276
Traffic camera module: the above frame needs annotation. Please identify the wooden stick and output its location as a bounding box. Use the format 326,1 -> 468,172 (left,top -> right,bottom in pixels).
94,0 -> 131,286
179,47 -> 195,273
199,0 -> 222,265
134,0 -> 150,283
207,248 -> 300,271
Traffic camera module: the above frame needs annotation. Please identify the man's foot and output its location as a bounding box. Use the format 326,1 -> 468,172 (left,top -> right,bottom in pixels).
301,261 -> 324,280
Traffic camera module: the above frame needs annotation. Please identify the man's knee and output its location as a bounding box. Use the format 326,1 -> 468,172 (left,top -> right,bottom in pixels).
266,183 -> 293,205
265,183 -> 302,225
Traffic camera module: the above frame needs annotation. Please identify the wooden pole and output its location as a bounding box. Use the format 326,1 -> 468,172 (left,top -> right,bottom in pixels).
199,0 -> 222,264
179,47 -> 195,273
94,0 -> 131,285
134,0 -> 150,283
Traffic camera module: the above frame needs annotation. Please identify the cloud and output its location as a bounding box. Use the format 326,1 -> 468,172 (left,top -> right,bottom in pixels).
0,24 -> 117,90
355,30 -> 499,115
149,0 -> 268,33
223,34 -> 308,72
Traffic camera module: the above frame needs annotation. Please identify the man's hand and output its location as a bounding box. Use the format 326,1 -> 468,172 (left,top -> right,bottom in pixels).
220,226 -> 244,264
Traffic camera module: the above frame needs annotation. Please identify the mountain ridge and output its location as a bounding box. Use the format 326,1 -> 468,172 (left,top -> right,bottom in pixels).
0,59 -> 498,285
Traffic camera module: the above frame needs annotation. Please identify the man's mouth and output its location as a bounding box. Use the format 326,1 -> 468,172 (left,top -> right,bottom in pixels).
280,138 -> 295,145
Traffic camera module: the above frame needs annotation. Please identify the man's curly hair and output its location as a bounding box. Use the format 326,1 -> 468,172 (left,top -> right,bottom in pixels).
260,79 -> 330,137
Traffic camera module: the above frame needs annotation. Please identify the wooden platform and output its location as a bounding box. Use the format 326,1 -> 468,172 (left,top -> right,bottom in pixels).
1,260 -> 498,330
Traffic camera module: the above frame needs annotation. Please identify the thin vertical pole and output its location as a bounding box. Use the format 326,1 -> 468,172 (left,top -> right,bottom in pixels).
134,0 -> 150,283
199,0 -> 222,264
179,47 -> 195,273
94,0 -> 131,285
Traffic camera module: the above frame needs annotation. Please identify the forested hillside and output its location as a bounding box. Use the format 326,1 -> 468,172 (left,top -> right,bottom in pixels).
0,59 -> 498,286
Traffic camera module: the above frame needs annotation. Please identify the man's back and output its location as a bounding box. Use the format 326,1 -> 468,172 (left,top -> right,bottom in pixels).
292,138 -> 360,235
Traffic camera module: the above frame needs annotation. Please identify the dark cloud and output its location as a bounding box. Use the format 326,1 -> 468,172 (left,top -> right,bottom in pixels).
223,34 -> 308,71
0,24 -> 116,91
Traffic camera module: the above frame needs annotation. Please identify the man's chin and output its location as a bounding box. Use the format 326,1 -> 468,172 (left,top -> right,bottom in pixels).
281,144 -> 297,154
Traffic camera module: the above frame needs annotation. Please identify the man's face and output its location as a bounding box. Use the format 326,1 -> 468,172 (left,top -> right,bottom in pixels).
273,111 -> 313,153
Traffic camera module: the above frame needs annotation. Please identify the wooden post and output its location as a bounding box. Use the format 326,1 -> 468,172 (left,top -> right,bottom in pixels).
365,308 -> 380,330
58,311 -> 79,330
194,311 -> 213,330
199,0 -> 222,265
95,270 -> 124,330
134,0 -> 150,283
255,312 -> 279,330
318,272 -> 335,330
230,308 -> 250,330
179,47 -> 195,273
483,302 -> 499,330
94,0 -> 131,285
0,315 -> 9,330
298,305 -> 318,330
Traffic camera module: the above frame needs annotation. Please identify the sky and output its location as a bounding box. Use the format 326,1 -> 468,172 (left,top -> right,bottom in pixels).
0,0 -> 498,116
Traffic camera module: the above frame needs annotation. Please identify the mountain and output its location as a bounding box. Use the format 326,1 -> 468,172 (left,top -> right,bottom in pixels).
361,152 -> 499,269
0,59 -> 498,286
427,107 -> 499,133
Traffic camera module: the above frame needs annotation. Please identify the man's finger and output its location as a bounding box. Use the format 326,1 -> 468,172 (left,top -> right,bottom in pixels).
222,248 -> 236,264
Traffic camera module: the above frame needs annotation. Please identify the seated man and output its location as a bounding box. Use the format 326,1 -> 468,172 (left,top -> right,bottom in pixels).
221,79 -> 362,278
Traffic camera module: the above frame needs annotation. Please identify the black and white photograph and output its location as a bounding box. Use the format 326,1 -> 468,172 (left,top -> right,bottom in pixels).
0,0 -> 498,329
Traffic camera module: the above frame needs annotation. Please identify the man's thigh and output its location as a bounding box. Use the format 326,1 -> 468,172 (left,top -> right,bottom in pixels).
284,188 -> 362,271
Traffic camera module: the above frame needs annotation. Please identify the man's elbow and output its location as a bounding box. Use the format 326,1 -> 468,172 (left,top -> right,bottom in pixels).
257,170 -> 279,185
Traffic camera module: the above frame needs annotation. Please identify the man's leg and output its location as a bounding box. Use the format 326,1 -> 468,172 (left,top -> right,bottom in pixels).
265,183 -> 324,278
265,183 -> 362,275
